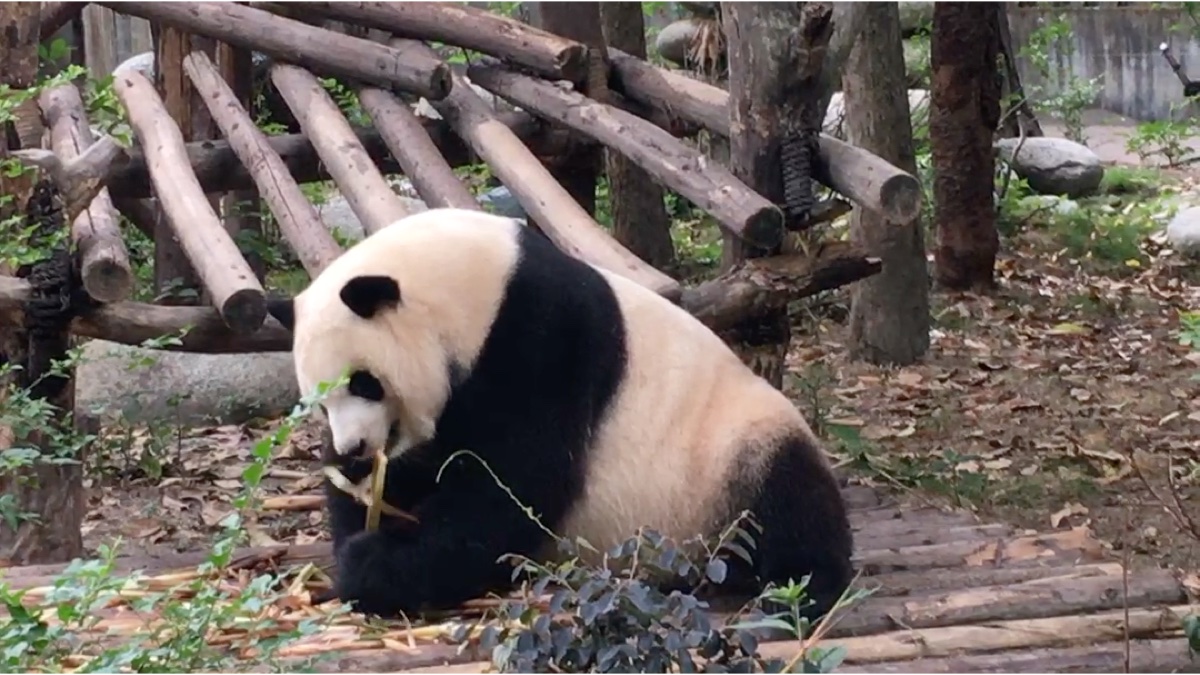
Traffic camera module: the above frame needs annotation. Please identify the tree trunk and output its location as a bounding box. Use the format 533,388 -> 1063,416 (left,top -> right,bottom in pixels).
530,2 -> 607,217
995,4 -> 1043,139
152,24 -> 206,303
0,3 -> 87,565
600,2 -> 674,270
930,2 -> 1001,291
844,3 -> 930,366
721,2 -> 832,388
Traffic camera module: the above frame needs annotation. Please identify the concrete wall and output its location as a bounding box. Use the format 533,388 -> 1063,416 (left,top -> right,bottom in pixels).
1008,7 -> 1199,122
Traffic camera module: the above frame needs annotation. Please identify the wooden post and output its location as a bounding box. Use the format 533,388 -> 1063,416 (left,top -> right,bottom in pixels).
843,3 -> 930,366
530,2 -> 607,216
600,3 -> 673,269
150,24 -> 203,304
217,42 -> 267,282
0,3 -> 86,565
930,2 -> 1002,291
720,2 -> 833,388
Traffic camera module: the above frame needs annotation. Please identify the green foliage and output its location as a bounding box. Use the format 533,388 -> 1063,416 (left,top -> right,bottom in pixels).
1178,310 -> 1200,351
0,367 -> 347,671
1125,99 -> 1200,167
454,521 -> 860,674
1016,14 -> 1103,145
436,452 -> 863,673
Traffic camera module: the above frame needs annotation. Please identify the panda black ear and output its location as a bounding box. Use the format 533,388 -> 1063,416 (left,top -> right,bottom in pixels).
340,275 -> 402,319
266,296 -> 295,332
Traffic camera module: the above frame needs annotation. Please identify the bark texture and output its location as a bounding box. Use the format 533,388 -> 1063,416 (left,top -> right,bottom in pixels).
531,2 -> 607,216
600,2 -> 673,269
721,1 -> 832,388
844,2 -> 930,366
930,2 -> 1002,291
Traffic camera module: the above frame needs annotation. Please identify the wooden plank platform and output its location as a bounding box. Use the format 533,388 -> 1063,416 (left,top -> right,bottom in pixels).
2,484 -> 1195,673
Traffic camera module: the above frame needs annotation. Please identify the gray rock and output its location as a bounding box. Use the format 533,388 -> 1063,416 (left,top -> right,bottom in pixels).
824,89 -> 929,138
654,18 -> 702,65
76,340 -> 299,426
314,193 -> 431,241
995,137 -> 1105,199
1165,206 -> 1200,257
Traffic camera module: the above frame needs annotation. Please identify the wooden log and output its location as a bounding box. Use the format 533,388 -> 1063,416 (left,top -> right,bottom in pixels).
39,1 -> 84,40
36,84 -> 133,303
854,523 -> 1012,552
151,23 -> 206,302
467,60 -> 785,251
270,63 -> 417,236
849,506 -> 978,532
758,604 -> 1197,666
831,566 -> 1186,638
855,526 -> 1109,573
112,70 -> 266,334
836,639 -> 1196,674
863,561 -> 1126,599
679,242 -> 882,332
298,1 -> 588,83
605,48 -> 923,225
104,112 -> 559,200
406,41 -> 681,300
183,50 -> 342,276
97,1 -> 452,100
9,138 -> 123,226
0,275 -> 285,353
110,196 -> 157,240
356,41 -> 478,212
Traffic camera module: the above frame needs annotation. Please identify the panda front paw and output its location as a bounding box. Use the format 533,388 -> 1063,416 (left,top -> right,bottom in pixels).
334,529 -> 399,615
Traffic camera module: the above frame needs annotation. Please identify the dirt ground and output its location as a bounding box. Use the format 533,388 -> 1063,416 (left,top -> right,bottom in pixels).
76,110 -> 1200,582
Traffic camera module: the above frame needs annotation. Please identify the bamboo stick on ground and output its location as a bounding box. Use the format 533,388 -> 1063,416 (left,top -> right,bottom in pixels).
37,83 -> 133,303
605,47 -> 922,225
398,40 -> 681,300
270,63 -> 416,236
183,50 -> 342,277
112,70 -> 266,333
298,1 -> 588,82
98,1 -> 451,100
467,60 -> 785,251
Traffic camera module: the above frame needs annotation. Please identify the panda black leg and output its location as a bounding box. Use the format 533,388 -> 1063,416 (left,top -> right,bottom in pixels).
730,433 -> 855,631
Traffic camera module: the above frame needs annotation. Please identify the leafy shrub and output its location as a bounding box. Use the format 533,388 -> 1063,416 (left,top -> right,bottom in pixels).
440,453 -> 866,673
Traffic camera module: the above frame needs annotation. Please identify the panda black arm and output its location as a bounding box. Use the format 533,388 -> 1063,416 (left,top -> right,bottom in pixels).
322,440 -> 440,556
330,438 -> 574,617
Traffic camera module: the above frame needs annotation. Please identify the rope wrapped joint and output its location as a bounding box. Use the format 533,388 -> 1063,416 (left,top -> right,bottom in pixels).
17,179 -> 91,401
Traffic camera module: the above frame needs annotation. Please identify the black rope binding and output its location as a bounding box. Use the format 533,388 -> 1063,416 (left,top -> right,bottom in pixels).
20,179 -> 88,402
780,129 -> 816,229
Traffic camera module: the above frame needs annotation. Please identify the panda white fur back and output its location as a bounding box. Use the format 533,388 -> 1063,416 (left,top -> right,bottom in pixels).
266,208 -> 853,620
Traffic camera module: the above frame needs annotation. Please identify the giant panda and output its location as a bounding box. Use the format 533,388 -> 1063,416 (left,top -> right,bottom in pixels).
266,208 -> 854,621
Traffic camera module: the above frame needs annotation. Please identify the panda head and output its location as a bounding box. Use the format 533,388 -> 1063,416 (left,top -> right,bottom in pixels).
266,210 -> 520,461
267,272 -> 441,461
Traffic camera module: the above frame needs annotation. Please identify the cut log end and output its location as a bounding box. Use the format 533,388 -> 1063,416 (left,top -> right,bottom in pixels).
419,63 -> 455,101
557,44 -> 590,84
743,205 -> 786,250
218,287 -> 268,335
879,173 -> 923,224
81,256 -> 135,305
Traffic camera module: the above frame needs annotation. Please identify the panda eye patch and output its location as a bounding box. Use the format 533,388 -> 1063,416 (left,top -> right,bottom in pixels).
347,370 -> 385,402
